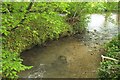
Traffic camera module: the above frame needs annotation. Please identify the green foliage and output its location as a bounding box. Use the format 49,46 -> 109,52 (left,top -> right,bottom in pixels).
98,35 -> 120,79
87,2 -> 106,13
2,50 -> 32,78
103,2 -> 118,12
66,2 -> 90,33
0,53 -> 2,76
105,36 -> 120,60
99,61 -> 120,79
87,2 -> 118,13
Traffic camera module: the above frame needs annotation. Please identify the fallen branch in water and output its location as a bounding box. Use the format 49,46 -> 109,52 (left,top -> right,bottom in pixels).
101,55 -> 119,62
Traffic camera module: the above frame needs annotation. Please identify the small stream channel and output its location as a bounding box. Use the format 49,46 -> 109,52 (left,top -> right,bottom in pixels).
19,13 -> 118,78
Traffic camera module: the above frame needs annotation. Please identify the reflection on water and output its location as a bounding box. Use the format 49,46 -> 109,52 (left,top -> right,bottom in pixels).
87,14 -> 105,32
19,13 -> 118,78
87,13 -> 118,32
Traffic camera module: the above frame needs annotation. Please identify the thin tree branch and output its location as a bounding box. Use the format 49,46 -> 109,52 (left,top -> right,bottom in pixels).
9,2 -> 34,31
101,55 -> 119,62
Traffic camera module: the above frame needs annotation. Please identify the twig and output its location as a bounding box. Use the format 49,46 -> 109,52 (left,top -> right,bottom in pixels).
101,55 -> 119,62
10,2 -> 34,31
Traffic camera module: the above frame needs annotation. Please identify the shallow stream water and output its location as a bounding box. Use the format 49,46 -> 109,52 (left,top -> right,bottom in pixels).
19,13 -> 118,78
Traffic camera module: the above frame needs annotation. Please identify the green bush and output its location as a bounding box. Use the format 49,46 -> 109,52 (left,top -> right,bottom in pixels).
2,50 -> 32,78
98,35 -> 120,79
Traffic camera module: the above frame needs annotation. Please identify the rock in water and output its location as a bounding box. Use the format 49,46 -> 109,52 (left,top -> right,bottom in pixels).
58,55 -> 67,64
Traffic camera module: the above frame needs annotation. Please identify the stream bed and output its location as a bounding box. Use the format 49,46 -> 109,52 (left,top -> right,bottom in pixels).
19,13 -> 118,78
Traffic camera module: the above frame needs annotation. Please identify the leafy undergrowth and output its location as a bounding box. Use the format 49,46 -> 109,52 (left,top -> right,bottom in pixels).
98,34 -> 120,79
2,50 -> 32,78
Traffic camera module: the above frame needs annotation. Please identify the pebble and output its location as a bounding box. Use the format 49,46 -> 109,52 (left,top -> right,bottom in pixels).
88,50 -> 92,52
92,32 -> 95,35
95,42 -> 99,45
58,56 -> 66,60
94,29 -> 97,32
84,43 -> 87,46
87,31 -> 90,33
94,38 -> 98,40
93,46 -> 97,48
91,53 -> 93,55
89,37 -> 92,39
80,43 -> 83,45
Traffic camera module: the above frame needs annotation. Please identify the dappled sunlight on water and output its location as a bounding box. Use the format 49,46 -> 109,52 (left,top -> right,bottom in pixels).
87,14 -> 105,32
87,13 -> 118,33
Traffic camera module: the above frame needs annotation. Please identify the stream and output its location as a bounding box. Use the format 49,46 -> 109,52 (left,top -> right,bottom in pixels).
19,13 -> 118,78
